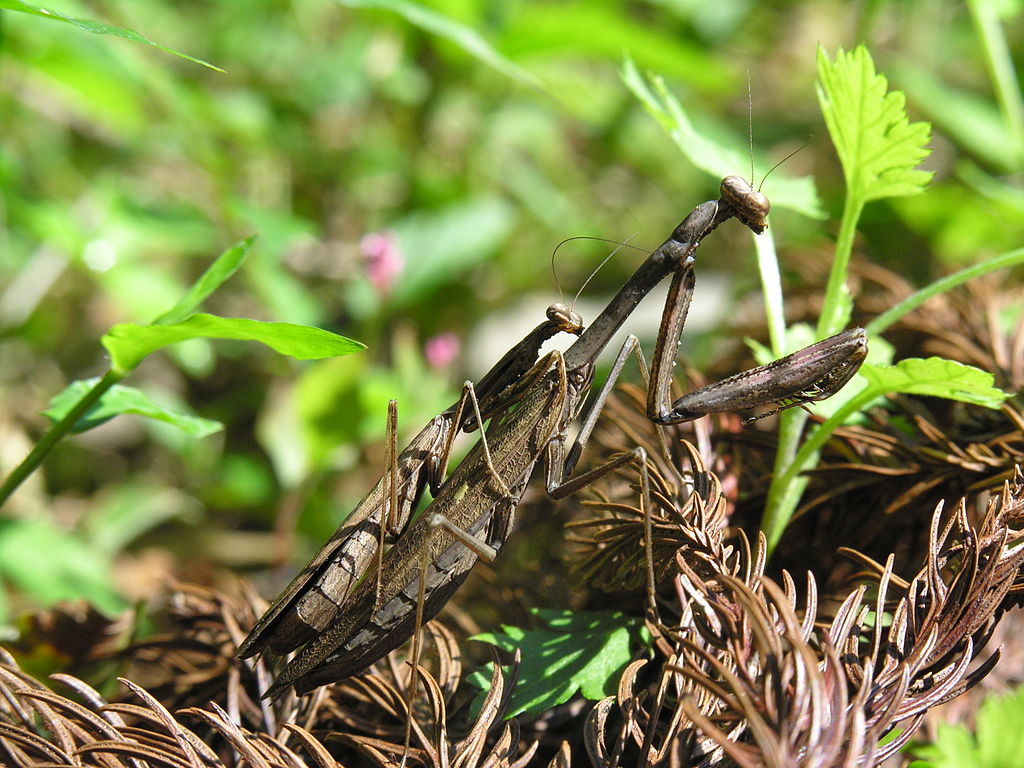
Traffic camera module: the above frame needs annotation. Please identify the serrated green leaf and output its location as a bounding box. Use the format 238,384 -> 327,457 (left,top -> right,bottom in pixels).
0,0 -> 223,71
43,379 -> 223,437
102,314 -> 365,373
470,609 -> 648,718
858,358 -> 1009,409
153,236 -> 255,325
334,0 -> 541,90
621,58 -> 824,219
816,45 -> 933,203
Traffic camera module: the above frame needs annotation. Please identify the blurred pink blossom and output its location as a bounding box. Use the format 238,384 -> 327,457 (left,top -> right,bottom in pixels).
425,332 -> 460,370
360,230 -> 404,296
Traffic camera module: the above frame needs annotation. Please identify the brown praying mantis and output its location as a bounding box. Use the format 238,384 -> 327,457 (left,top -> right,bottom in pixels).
238,177 -> 868,699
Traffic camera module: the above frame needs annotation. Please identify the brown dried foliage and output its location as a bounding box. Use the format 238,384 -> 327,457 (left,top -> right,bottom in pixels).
571,380 -> 1024,767
0,581 -> 571,767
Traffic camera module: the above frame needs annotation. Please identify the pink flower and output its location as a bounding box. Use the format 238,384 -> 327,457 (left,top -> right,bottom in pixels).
424,332 -> 460,370
360,230 -> 404,296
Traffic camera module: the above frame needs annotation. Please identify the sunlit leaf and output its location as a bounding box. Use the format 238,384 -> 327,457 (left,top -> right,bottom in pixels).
858,358 -> 1009,409
470,609 -> 648,717
816,45 -> 933,203
0,519 -> 125,614
43,379 -> 223,437
102,314 -> 365,372
910,687 -> 1024,767
0,0 -> 223,71
153,236 -> 255,325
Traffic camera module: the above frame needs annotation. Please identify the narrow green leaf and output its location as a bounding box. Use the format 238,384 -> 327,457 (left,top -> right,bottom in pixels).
0,0 -> 223,71
858,358 -> 1009,409
621,58 -> 824,219
102,314 -> 365,373
154,236 -> 256,325
44,379 -> 223,437
816,45 -> 933,203
334,0 -> 541,90
471,609 -> 648,718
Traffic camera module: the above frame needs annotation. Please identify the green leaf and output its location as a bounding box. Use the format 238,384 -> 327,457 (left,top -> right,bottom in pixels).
908,687 -> 1024,768
0,519 -> 125,614
102,314 -> 365,373
153,236 -> 255,325
334,0 -> 541,90
858,358 -> 1009,409
0,0 -> 223,71
470,609 -> 649,718
83,483 -> 198,555
389,197 -> 515,306
621,58 -> 824,219
816,45 -> 933,203
43,379 -> 223,437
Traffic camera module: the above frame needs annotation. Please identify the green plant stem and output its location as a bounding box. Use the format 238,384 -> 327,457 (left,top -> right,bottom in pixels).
754,228 -> 786,357
867,246 -> 1024,336
967,0 -> 1024,172
764,192 -> 863,551
771,389 -> 875,503
0,369 -> 124,511
762,407 -> 810,551
817,195 -> 863,337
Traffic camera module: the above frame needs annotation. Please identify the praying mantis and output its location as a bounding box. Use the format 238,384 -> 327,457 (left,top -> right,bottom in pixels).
238,177 -> 868,698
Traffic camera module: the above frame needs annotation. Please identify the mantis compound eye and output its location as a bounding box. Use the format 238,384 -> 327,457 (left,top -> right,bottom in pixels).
547,302 -> 584,335
720,175 -> 770,234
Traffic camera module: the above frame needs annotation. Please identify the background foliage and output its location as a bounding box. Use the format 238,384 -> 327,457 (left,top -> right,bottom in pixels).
1,0 -> 1022,664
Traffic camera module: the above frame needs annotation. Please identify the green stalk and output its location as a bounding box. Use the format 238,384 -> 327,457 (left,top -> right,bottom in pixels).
761,407 -> 809,550
771,390 -> 875,500
868,246 -> 1024,335
753,227 -> 786,357
763,190 -> 864,551
817,194 -> 863,337
0,370 -> 124,511
967,0 -> 1024,172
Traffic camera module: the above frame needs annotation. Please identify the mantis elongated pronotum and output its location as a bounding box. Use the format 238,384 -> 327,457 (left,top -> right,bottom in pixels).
240,177 -> 868,700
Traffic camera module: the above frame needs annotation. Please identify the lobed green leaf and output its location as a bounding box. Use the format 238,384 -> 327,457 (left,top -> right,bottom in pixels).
858,358 -> 1009,409
908,686 -> 1024,767
816,45 -> 933,203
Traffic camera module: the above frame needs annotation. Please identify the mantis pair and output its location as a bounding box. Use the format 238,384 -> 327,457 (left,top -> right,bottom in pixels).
238,177 -> 868,699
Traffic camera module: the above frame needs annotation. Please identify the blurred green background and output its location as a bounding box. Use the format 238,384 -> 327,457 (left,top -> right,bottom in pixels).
1,0 -> 1022,626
